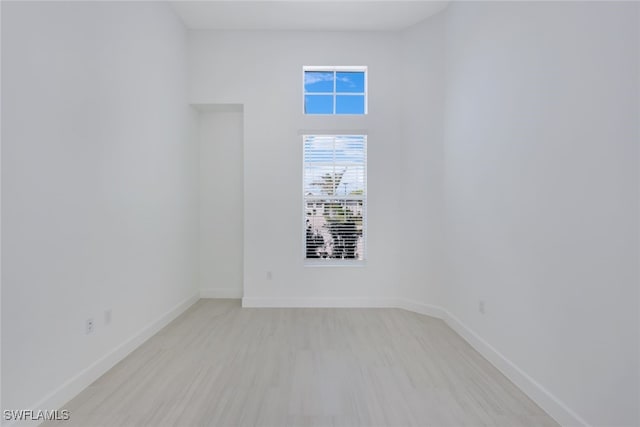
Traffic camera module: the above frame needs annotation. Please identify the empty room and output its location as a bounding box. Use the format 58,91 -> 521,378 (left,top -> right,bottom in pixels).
1,1 -> 638,426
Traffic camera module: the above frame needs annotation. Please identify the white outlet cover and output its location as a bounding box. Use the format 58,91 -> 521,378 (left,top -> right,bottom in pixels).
86,318 -> 95,334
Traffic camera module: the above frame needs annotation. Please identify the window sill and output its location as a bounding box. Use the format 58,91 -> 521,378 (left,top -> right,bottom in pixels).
304,259 -> 367,268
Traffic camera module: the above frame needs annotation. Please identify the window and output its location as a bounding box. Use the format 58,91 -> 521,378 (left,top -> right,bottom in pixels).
304,135 -> 366,262
303,66 -> 367,115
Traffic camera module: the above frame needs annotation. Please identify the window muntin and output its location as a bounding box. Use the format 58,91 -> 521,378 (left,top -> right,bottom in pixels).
304,135 -> 366,262
303,67 -> 367,115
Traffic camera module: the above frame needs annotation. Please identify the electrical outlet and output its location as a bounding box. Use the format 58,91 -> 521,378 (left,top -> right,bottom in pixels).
104,309 -> 112,326
478,300 -> 485,315
266,271 -> 272,280
86,318 -> 95,334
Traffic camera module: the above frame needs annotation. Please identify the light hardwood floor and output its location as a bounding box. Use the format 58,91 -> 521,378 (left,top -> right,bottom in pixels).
44,300 -> 558,427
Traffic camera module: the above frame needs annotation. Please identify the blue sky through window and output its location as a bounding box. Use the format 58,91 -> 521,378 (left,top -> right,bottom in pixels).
336,96 -> 365,114
304,69 -> 366,114
305,95 -> 333,114
336,72 -> 365,93
304,72 -> 334,93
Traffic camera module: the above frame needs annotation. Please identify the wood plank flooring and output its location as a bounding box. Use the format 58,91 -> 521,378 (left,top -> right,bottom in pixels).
43,299 -> 558,427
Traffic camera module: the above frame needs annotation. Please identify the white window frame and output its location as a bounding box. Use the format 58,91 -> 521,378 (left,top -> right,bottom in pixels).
302,134 -> 367,266
302,66 -> 368,115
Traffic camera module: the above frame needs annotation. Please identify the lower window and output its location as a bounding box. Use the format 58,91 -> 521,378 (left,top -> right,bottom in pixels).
303,135 -> 366,262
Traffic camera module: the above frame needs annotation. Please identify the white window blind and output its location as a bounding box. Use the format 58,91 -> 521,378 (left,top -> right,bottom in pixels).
304,135 -> 366,262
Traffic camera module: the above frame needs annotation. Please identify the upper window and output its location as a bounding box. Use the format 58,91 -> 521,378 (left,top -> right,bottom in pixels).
303,66 -> 367,115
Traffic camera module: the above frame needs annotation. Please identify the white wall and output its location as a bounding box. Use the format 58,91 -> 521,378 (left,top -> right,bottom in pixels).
399,12 -> 446,309
189,30 -> 412,303
198,107 -> 244,298
0,1 -> 3,418
443,2 -> 639,426
2,1 -> 198,414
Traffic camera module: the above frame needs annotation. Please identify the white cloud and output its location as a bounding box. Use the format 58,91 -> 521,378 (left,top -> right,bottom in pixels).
304,72 -> 333,85
336,76 -> 355,87
305,72 -> 355,88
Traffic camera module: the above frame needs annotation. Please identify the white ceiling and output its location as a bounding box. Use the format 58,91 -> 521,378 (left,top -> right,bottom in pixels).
170,1 -> 449,32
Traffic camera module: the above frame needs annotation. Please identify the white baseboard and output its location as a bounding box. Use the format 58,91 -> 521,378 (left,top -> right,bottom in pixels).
6,293 -> 199,427
394,298 -> 446,319
440,309 -> 589,427
241,295 -> 587,427
242,297 -> 445,319
242,297 -> 397,308
200,287 -> 243,299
